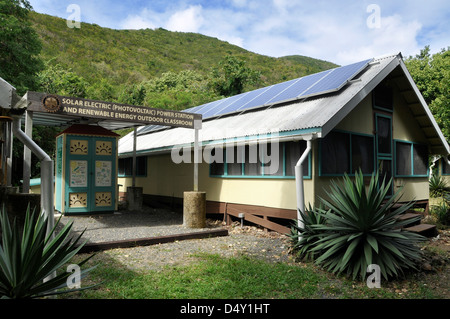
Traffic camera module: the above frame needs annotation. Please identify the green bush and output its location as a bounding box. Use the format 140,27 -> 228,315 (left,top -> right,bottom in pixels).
431,200 -> 450,226
0,206 -> 97,298
291,171 -> 425,280
429,174 -> 448,198
289,204 -> 327,261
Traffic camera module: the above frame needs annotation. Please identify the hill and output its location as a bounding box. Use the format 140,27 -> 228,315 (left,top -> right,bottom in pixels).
29,11 -> 338,93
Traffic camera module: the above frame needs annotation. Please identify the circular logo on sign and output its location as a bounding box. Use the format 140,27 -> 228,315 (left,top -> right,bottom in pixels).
42,95 -> 61,113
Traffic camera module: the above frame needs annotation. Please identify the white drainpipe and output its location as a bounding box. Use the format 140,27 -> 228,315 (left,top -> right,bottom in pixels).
11,116 -> 54,235
295,139 -> 312,233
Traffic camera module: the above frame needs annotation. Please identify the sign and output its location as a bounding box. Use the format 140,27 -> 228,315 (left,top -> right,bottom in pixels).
70,160 -> 87,187
95,160 -> 112,187
26,91 -> 202,129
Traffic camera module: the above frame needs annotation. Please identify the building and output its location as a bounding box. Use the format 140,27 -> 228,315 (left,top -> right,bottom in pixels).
118,53 -> 450,234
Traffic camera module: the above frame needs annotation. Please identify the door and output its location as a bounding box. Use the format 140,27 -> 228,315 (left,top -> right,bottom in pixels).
375,113 -> 393,195
64,135 -> 116,214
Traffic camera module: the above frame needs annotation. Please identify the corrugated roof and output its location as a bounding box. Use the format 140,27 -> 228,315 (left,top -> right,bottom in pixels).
57,124 -> 120,137
119,53 -> 450,156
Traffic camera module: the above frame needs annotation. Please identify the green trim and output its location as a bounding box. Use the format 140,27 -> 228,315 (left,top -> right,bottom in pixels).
210,141 -> 312,180
374,112 -> 393,196
375,113 -> 393,157
394,140 -> 429,177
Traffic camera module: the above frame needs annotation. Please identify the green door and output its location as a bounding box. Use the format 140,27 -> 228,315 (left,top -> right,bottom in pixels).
64,135 -> 116,214
375,113 -> 393,195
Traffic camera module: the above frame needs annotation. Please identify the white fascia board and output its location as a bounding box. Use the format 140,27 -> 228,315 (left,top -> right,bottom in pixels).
398,60 -> 450,155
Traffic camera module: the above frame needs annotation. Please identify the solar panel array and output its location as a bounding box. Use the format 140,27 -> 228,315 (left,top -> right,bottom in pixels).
137,58 -> 373,136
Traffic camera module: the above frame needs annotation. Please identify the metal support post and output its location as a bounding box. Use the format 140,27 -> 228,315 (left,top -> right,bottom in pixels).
22,110 -> 33,193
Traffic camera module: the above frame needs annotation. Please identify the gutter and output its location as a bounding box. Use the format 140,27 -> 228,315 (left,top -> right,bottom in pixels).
295,137 -> 313,236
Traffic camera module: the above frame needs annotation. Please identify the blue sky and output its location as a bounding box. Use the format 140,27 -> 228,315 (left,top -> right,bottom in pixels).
28,0 -> 450,65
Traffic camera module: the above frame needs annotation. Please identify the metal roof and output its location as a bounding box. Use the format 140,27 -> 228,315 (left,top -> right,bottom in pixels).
119,53 -> 450,156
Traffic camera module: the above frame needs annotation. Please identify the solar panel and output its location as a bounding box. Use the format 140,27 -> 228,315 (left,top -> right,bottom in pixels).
265,69 -> 333,105
300,59 -> 372,98
137,58 -> 373,135
201,92 -> 248,118
213,86 -> 271,116
236,79 -> 298,111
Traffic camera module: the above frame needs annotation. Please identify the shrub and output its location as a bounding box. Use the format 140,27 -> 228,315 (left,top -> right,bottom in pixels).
289,204 -> 327,261
429,174 -> 448,198
431,200 -> 450,226
0,205 -> 97,298
292,170 -> 426,281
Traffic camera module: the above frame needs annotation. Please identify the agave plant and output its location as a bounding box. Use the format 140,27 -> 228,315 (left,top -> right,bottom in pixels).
309,170 -> 425,280
429,174 -> 448,197
289,204 -> 327,261
0,205 -> 97,298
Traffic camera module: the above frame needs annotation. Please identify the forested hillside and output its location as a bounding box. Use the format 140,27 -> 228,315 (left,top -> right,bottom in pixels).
29,11 -> 338,106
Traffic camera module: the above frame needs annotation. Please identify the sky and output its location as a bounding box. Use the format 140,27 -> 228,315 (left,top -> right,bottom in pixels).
28,0 -> 450,65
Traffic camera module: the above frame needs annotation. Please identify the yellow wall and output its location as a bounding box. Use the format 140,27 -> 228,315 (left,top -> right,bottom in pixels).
119,82 -> 431,208
119,151 -> 314,210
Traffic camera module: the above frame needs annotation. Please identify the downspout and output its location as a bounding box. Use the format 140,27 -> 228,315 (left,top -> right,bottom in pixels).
11,116 -> 54,236
295,139 -> 312,233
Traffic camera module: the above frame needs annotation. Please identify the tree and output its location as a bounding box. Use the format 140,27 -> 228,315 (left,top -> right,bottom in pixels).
0,0 -> 43,95
38,63 -> 88,98
209,54 -> 261,97
405,47 -> 450,141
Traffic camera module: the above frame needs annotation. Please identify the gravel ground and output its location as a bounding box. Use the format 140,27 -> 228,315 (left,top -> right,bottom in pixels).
57,207 -> 217,243
57,206 -> 293,271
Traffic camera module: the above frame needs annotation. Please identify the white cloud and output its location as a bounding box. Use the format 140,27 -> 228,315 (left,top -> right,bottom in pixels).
165,5 -> 204,33
121,14 -> 157,30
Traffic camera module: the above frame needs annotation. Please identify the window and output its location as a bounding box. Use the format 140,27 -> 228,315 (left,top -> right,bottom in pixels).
285,141 -> 309,177
118,157 -> 147,177
373,84 -> 393,112
442,157 -> 450,176
376,115 -> 392,155
209,141 -> 310,179
394,141 -> 428,177
320,130 -> 374,176
395,142 -> 411,176
320,131 -> 350,175
351,134 -> 375,174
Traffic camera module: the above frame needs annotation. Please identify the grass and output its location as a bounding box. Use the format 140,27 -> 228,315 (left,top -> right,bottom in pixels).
65,252 -> 445,299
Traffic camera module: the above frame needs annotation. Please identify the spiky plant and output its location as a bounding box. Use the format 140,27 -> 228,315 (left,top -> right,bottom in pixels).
289,204 -> 327,261
310,170 -> 425,280
0,205 -> 97,298
429,174 -> 447,198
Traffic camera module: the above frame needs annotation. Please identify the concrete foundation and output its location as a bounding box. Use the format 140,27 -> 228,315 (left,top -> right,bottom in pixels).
183,191 -> 206,228
126,186 -> 143,211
